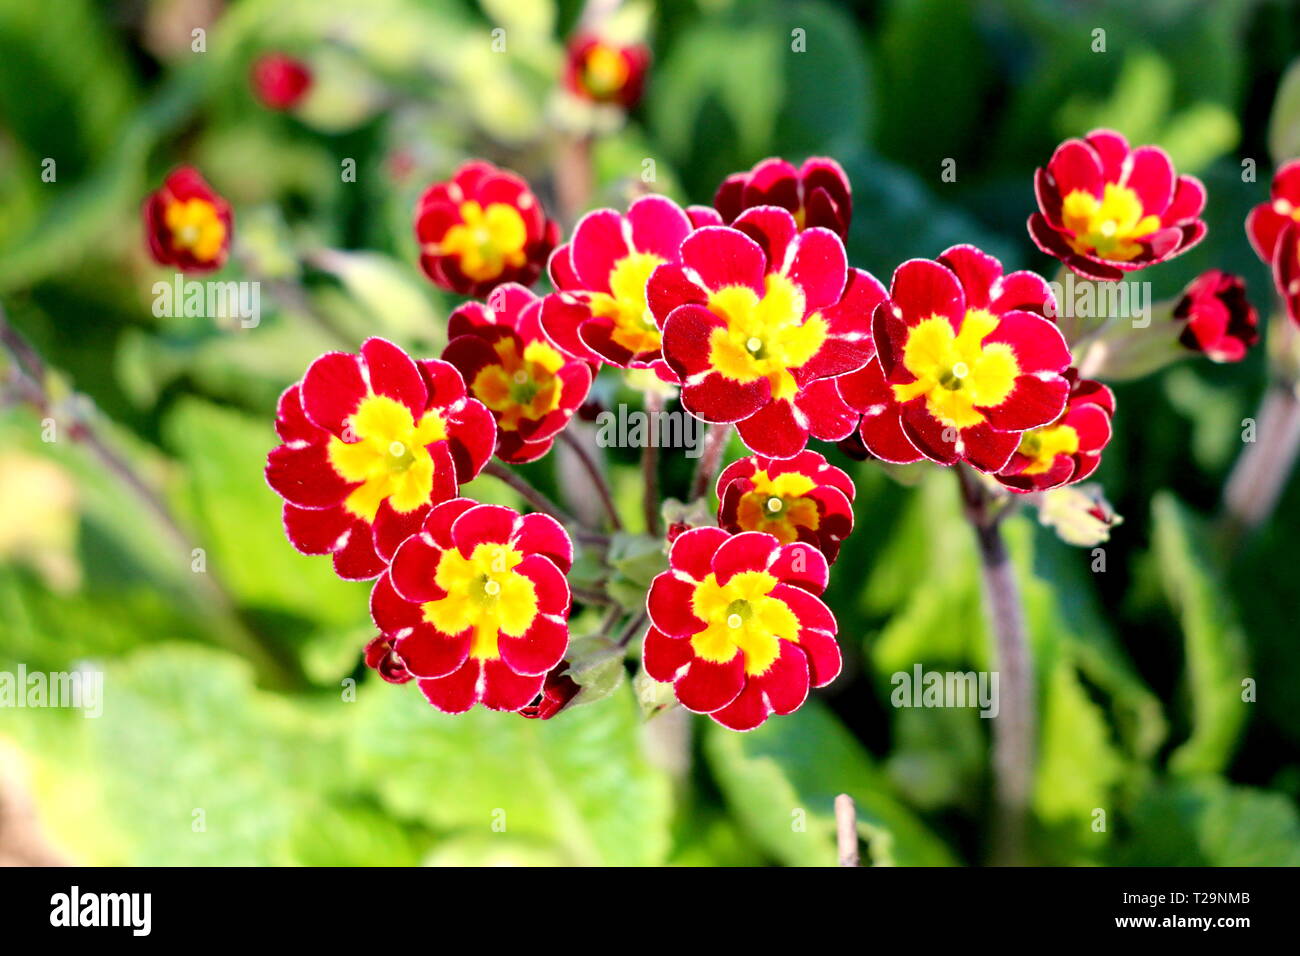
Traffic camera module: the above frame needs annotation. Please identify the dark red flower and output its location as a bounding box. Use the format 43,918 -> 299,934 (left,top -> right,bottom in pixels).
995,373 -> 1114,493
1172,270 -> 1259,362
837,245 -> 1070,473
372,499 -> 574,714
643,528 -> 840,731
648,207 -> 885,458
443,284 -> 593,463
265,338 -> 496,580
563,32 -> 650,109
1029,129 -> 1206,280
414,161 -> 560,297
714,157 -> 852,238
518,663 -> 582,719
250,53 -> 312,110
142,166 -> 232,273
716,451 -> 855,563
364,634 -> 413,684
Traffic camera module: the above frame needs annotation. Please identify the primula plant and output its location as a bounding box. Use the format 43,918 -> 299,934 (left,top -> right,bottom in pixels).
5,0 -> 1300,873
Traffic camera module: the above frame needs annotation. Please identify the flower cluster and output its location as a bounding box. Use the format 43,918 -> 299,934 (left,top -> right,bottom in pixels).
245,123 -> 1254,726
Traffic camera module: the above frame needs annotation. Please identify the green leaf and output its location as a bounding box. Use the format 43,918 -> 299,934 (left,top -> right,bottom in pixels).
7,645 -> 348,865
348,680 -> 672,865
1269,57 -> 1300,164
705,699 -> 957,866
1115,777 -> 1300,866
1151,494 -> 1251,776
564,632 -> 627,709
163,398 -> 370,633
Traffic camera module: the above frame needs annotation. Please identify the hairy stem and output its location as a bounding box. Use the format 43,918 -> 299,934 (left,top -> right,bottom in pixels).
482,460 -> 580,525
689,422 -> 732,502
1221,381 -> 1300,546
560,430 -> 623,531
957,466 -> 1034,865
642,391 -> 663,536
835,794 -> 860,867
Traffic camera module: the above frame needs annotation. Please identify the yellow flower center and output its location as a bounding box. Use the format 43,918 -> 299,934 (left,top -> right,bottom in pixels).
735,470 -> 820,544
589,252 -> 664,355
421,542 -> 537,659
437,201 -> 529,282
891,310 -> 1020,430
327,394 -> 448,521
705,274 -> 827,401
689,570 -> 800,676
164,198 -> 226,262
582,44 -> 630,98
1015,423 -> 1079,475
471,338 -> 566,432
1060,184 -> 1161,262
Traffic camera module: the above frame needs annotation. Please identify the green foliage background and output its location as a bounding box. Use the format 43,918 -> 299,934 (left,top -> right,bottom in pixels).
1,0 -> 1299,866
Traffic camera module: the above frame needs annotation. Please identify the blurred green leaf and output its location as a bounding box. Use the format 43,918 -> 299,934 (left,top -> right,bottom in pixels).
349,680 -> 672,865
1269,57 -> 1300,163
8,645 -> 347,865
705,699 -> 957,866
1151,493 -> 1250,776
1115,777 -> 1300,866
164,398 -> 370,634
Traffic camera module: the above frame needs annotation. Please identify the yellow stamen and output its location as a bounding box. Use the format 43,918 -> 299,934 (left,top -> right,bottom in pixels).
891,311 -> 1020,430
437,201 -> 529,282
689,570 -> 799,676
705,274 -> 827,402
1060,184 -> 1160,262
327,394 -> 448,521
421,542 -> 537,659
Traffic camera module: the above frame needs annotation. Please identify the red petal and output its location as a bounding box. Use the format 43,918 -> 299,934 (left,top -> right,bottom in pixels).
301,351 -> 367,434
669,527 -> 730,579
675,654 -> 746,713
265,441 -> 353,509
283,503 -> 352,555
627,194 -> 692,260
332,525 -> 386,580
785,227 -> 848,311
570,208 -> 630,292
514,512 -> 573,573
389,532 -> 446,603
713,531 -> 780,583
643,626 -> 693,682
648,573 -> 706,637
678,227 -> 767,296
481,660 -> 546,712
498,614 -> 568,676
370,570 -> 424,632
396,624 -> 471,679
736,399 -> 809,459
360,338 -> 427,420
515,555 -> 570,617
417,660 -> 482,714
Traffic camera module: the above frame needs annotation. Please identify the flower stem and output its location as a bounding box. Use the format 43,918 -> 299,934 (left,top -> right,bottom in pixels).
559,430 -> 623,531
483,460 -> 579,525
1216,321 -> 1300,554
835,793 -> 860,867
642,391 -> 663,537
569,585 -> 616,607
689,422 -> 732,502
956,466 -> 1034,865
